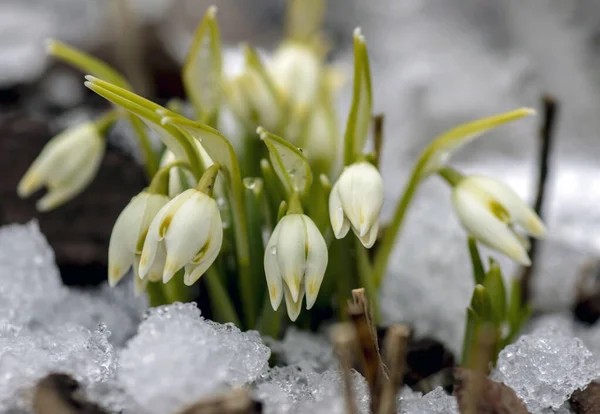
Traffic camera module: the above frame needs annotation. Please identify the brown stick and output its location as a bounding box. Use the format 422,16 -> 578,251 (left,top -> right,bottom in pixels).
348,289 -> 386,413
520,95 -> 558,305
178,388 -> 261,414
33,373 -> 109,414
330,323 -> 359,414
377,325 -> 410,414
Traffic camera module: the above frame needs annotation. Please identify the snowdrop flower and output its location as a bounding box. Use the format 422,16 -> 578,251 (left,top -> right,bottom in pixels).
108,190 -> 170,288
451,175 -> 546,265
329,161 -> 383,248
17,121 -> 106,211
264,213 -> 328,321
269,42 -> 321,117
139,165 -> 223,286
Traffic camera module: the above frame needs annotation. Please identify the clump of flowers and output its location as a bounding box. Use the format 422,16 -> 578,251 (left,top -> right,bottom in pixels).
19,0 -> 543,355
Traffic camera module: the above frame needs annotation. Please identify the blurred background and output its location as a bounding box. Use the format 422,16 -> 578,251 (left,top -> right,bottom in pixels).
2,0 -> 600,351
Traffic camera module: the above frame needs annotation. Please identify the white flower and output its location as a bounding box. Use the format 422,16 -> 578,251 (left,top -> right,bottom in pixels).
17,122 -> 105,211
139,188 -> 223,285
264,214 -> 328,321
329,162 -> 383,248
108,191 -> 169,287
451,175 -> 547,265
269,42 -> 321,117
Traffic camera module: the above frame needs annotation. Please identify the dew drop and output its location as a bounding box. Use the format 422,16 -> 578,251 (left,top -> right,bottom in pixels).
270,246 -> 277,255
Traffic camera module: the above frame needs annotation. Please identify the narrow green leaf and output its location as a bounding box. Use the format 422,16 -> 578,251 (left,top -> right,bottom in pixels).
470,284 -> 493,322
183,6 -> 223,124
285,0 -> 325,42
205,267 -> 242,327
420,108 -> 536,176
243,177 -> 267,327
84,79 -> 202,177
507,278 -> 523,333
461,307 -> 480,367
483,262 -> 507,324
342,28 -> 373,165
47,40 -> 131,89
467,237 -> 486,285
257,126 -> 313,196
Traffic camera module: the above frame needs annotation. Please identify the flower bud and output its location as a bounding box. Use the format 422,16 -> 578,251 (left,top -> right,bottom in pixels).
329,162 -> 383,248
17,122 -> 105,211
264,213 -> 328,320
139,188 -> 223,285
451,175 -> 547,265
108,191 -> 169,287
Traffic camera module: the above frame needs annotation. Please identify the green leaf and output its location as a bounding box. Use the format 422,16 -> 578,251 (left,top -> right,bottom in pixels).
183,6 -> 223,124
343,28 -> 372,165
285,0 -> 325,42
470,284 -> 493,322
257,127 -> 313,196
84,78 -> 203,177
507,278 -> 526,336
47,40 -> 131,89
467,237 -> 486,285
84,78 -> 203,176
461,307 -> 480,367
419,108 -> 535,176
483,262 -> 507,324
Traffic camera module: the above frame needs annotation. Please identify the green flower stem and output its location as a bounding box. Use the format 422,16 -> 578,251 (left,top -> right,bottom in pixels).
146,281 -> 169,307
372,165 -> 422,288
196,163 -> 221,195
94,110 -> 120,134
260,159 -> 286,226
147,161 -> 193,195
256,294 -> 284,338
242,178 -> 268,328
49,41 -> 158,178
468,237 -> 486,285
205,267 -> 242,327
129,115 -> 159,179
330,236 -> 356,320
355,238 -> 380,323
163,270 -> 194,303
438,166 -> 464,187
286,191 -> 303,214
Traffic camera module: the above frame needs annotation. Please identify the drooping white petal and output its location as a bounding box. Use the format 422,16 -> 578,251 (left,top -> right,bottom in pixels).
269,43 -> 320,113
108,193 -> 148,286
163,192 -> 215,282
18,123 -> 99,198
184,208 -> 223,286
467,175 -> 547,239
35,136 -> 105,211
264,223 -> 284,310
452,184 -> 530,265
302,215 -> 328,310
146,243 -> 167,282
283,282 -> 305,322
329,184 -> 350,239
139,191 -> 194,278
136,193 -> 170,253
355,219 -> 379,249
276,215 -> 306,302
337,162 -> 383,238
